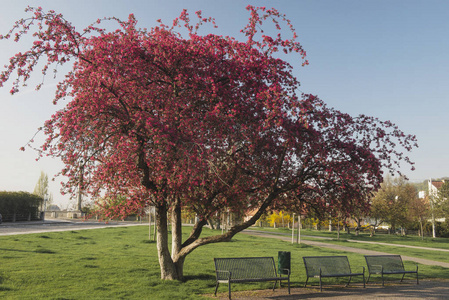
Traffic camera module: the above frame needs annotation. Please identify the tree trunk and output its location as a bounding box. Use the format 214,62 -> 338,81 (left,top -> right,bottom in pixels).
208,218 -> 216,229
171,198 -> 182,258
171,198 -> 187,281
149,208 -> 152,241
420,220 -> 424,240
337,218 -> 340,240
355,218 -> 361,236
155,191 -> 280,281
156,203 -> 182,280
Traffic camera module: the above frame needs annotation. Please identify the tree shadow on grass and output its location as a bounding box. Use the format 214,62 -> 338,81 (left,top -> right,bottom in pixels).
0,248 -> 55,254
184,274 -> 216,282
0,273 -> 12,291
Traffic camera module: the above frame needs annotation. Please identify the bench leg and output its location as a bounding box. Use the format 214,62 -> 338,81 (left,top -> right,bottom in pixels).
366,273 -> 371,284
363,273 -> 366,288
416,266 -> 419,285
288,277 -> 291,294
304,277 -> 309,288
228,282 -> 231,300
381,272 -> 384,287
272,280 -> 277,291
346,276 -> 352,287
319,275 -> 323,292
400,273 -> 406,283
214,282 -> 219,296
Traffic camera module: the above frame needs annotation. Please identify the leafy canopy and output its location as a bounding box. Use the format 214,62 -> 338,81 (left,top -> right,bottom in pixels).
0,6 -> 417,220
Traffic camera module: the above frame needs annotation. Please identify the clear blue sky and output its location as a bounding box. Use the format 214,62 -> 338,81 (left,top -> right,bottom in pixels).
1,0 -> 448,208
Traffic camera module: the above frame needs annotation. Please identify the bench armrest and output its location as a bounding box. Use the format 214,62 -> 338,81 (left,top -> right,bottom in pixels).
215,270 -> 231,281
279,268 -> 290,277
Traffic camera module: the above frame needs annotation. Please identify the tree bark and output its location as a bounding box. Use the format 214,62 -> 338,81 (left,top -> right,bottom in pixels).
171,198 -> 186,281
171,198 -> 182,257
157,192 -> 280,281
156,203 -> 181,280
420,220 -> 424,240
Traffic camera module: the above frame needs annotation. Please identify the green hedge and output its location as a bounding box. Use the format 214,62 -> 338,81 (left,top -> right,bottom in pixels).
0,191 -> 43,222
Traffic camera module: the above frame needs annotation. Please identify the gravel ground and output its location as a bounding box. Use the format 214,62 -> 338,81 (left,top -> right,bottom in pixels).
212,279 -> 449,299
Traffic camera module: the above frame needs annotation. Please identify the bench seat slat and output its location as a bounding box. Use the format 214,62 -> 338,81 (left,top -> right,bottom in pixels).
318,272 -> 364,278
218,276 -> 288,283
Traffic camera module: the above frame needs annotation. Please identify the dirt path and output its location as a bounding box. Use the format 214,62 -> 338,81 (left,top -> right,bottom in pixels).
212,279 -> 449,299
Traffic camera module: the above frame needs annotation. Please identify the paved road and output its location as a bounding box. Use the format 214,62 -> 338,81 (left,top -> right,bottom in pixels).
0,219 -> 145,236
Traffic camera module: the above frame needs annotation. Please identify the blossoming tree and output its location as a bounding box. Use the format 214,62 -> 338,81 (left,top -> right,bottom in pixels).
0,6 -> 417,280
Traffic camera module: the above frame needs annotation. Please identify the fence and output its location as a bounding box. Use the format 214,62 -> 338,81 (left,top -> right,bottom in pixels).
1,211 -> 41,222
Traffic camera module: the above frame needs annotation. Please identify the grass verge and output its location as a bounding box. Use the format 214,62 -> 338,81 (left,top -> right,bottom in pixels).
0,225 -> 448,299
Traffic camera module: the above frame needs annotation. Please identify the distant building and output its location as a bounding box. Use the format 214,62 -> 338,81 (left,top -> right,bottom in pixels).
47,204 -> 61,211
418,179 -> 446,198
428,179 -> 446,224
429,179 -> 445,198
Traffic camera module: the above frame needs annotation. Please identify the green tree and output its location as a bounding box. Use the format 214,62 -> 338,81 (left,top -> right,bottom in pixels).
33,171 -> 52,210
33,171 -> 48,199
409,195 -> 430,239
370,176 -> 417,234
437,181 -> 449,218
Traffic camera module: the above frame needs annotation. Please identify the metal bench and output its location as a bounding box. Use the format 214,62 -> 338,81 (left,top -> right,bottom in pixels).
303,256 -> 365,291
213,257 -> 290,299
365,255 -> 418,286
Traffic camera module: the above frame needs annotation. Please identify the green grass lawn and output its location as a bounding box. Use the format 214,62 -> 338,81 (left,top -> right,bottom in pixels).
1,225 -> 448,299
249,226 -> 449,247
248,227 -> 449,264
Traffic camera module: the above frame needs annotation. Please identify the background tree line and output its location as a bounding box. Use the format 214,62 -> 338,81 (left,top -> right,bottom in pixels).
259,176 -> 449,238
